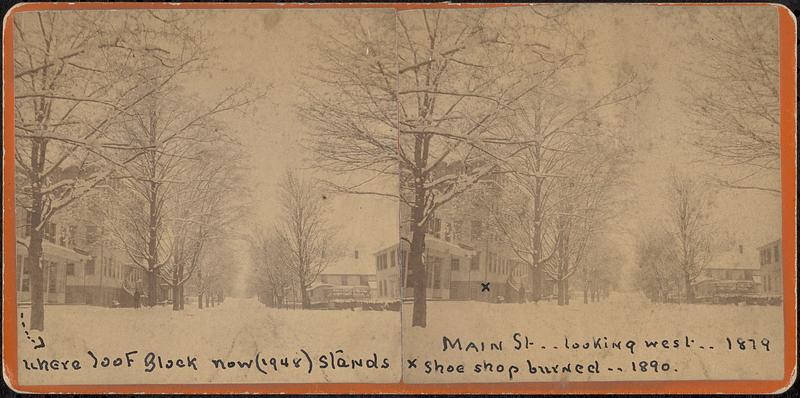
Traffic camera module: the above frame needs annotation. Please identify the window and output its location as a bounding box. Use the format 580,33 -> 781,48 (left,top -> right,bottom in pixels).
341,275 -> 348,286
774,245 -> 780,262
471,252 -> 480,270
471,220 -> 483,241
44,222 -> 56,243
86,225 -> 98,244
22,274 -> 30,292
320,275 -> 328,283
360,275 -> 369,285
48,264 -> 57,293
429,257 -> 442,288
453,220 -> 462,242
66,263 -> 75,276
428,218 -> 441,239
390,250 -> 396,267
377,253 -> 388,270
764,250 -> 771,265
86,258 -> 95,275
68,225 -> 77,247
451,258 -> 460,271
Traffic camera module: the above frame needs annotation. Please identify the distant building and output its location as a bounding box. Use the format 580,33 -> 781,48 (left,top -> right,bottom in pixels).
693,244 -> 761,300
303,249 -> 377,306
377,164 -> 532,303
758,239 -> 782,296
15,204 -> 147,308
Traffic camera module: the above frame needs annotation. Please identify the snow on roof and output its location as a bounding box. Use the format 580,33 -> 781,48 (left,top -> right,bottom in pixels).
706,247 -> 759,270
321,250 -> 375,275
308,282 -> 333,290
16,238 -> 90,262
425,237 -> 476,257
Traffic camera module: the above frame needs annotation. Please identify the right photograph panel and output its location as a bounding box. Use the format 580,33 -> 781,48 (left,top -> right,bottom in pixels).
398,4 -> 785,383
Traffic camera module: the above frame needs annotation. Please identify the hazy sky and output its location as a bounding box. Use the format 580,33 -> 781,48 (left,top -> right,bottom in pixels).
568,5 -> 781,276
191,9 -> 399,260
178,6 -> 781,280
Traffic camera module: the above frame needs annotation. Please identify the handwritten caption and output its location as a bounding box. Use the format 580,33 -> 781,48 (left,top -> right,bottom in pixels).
22,349 -> 392,376
405,333 -> 774,380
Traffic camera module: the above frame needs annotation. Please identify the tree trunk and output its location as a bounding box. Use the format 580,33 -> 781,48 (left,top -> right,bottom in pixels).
564,278 -> 570,305
146,132 -> 159,306
27,230 -> 45,331
172,267 -> 180,311
583,283 -> 589,304
179,285 -> 185,310
409,214 -> 427,327
684,272 -> 694,303
27,140 -> 47,331
206,293 -> 210,308
197,266 -> 203,309
146,270 -> 157,307
528,175 -> 544,301
300,281 -> 310,309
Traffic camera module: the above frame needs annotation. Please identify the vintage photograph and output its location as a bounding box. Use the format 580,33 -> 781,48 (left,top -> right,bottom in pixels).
6,3 -> 789,390
11,8 -> 401,384
386,5 -> 785,383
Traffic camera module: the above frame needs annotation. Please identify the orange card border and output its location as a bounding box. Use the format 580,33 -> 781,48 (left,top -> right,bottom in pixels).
2,2 -> 796,394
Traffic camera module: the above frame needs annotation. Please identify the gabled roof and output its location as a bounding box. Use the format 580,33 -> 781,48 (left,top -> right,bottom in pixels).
706,247 -> 759,270
321,250 -> 375,275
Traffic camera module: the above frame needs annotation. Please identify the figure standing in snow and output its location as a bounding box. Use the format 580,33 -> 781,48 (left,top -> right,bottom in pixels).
133,289 -> 141,309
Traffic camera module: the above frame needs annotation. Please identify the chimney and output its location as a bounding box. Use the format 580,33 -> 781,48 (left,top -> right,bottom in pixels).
354,250 -> 359,259
738,244 -> 743,254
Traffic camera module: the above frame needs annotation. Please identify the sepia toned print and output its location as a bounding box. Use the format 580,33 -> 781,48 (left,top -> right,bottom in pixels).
394,5 -> 786,383
11,8 -> 401,385
3,3 -> 793,391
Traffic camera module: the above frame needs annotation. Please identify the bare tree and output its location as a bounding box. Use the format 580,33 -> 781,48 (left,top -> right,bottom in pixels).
159,146 -> 244,310
302,7 -> 592,327
274,171 -> 340,309
685,8 -> 780,194
249,227 -> 294,308
666,172 -> 715,303
634,224 -> 681,303
12,10 -> 207,330
580,238 -> 623,303
490,70 -> 642,304
106,80 -> 258,307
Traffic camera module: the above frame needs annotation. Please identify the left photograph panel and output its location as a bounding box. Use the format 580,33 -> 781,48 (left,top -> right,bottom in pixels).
8,8 -> 401,385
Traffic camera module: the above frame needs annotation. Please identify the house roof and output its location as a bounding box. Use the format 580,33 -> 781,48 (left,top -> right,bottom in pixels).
321,250 -> 375,275
16,238 -> 90,262
706,247 -> 759,270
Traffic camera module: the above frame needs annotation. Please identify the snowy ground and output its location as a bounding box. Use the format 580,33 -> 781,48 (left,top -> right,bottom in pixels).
16,298 -> 401,385
402,292 -> 785,383
14,293 -> 786,386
